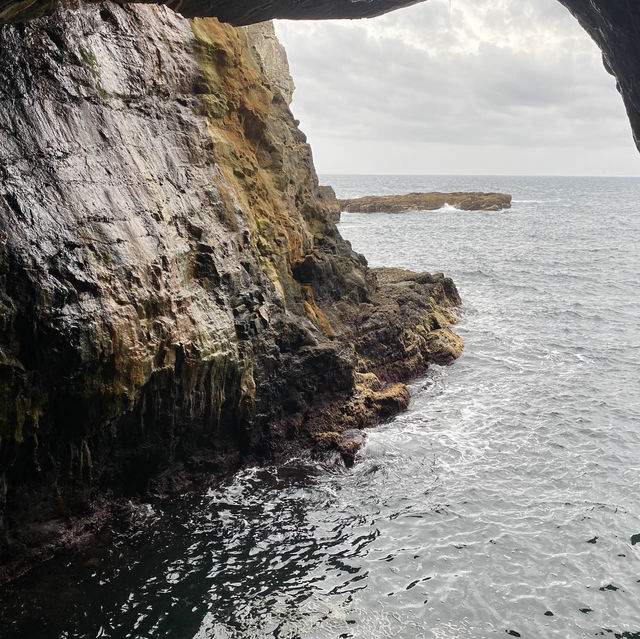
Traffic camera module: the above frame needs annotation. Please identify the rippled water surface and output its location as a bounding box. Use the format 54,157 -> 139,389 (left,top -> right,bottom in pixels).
3,175 -> 640,638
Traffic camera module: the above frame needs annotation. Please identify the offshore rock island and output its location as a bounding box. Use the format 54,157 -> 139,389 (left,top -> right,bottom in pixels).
339,192 -> 512,214
0,2 -> 462,579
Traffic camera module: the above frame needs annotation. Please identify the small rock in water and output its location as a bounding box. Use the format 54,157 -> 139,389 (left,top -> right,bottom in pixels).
340,429 -> 367,447
599,584 -> 620,592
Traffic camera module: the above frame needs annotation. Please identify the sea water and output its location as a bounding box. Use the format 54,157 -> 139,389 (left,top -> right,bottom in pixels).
2,175 -> 640,638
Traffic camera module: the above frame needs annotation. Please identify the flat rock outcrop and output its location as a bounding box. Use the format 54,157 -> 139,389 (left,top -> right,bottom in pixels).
339,192 -> 512,213
0,2 -> 462,580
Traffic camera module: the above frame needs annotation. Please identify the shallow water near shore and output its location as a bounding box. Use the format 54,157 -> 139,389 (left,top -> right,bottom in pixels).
3,174 -> 640,638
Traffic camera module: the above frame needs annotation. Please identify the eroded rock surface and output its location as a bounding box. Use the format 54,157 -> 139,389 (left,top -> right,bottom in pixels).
340,192 -> 512,213
0,1 -> 461,579
243,20 -> 294,105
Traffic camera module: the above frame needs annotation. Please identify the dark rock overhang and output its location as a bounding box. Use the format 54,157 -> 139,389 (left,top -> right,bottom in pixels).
556,0 -> 640,153
161,0 -> 426,23
0,0 -> 639,153
0,0 -> 425,23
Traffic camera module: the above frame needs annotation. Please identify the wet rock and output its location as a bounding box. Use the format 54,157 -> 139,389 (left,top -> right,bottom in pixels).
340,429 -> 367,448
311,429 -> 364,467
344,267 -> 463,381
0,2 -> 463,577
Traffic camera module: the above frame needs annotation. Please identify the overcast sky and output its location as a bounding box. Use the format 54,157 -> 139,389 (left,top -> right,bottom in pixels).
274,0 -> 640,176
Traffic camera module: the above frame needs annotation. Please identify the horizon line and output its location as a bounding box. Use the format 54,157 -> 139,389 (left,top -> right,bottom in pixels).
318,172 -> 640,179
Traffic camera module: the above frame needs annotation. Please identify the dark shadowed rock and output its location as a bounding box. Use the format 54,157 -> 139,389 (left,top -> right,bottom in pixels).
340,192 -> 512,213
0,0 -> 424,24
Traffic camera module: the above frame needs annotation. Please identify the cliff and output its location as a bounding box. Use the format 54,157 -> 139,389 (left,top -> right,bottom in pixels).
0,2 -> 462,578
5,0 -> 634,583
340,192 -> 512,213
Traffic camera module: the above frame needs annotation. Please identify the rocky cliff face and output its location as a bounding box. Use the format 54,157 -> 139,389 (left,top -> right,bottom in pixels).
2,0 -> 638,584
0,1 -> 461,577
244,21 -> 294,105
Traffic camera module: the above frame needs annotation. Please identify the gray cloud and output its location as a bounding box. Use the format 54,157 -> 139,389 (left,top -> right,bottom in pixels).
275,0 -> 640,175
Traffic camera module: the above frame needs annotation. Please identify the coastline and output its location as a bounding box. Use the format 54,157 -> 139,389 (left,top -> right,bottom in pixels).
1,265 -> 463,585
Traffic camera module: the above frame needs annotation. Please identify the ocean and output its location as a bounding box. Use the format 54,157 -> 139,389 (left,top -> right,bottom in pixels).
3,175 -> 640,638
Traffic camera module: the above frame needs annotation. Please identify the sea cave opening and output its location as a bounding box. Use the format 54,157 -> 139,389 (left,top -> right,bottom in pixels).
274,0 -> 640,178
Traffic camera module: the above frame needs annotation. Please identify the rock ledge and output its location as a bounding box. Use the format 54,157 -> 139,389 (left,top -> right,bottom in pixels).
339,192 -> 512,213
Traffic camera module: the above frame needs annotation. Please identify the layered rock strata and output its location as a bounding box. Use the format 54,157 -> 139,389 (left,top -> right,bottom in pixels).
340,192 -> 512,213
0,1 -> 461,579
